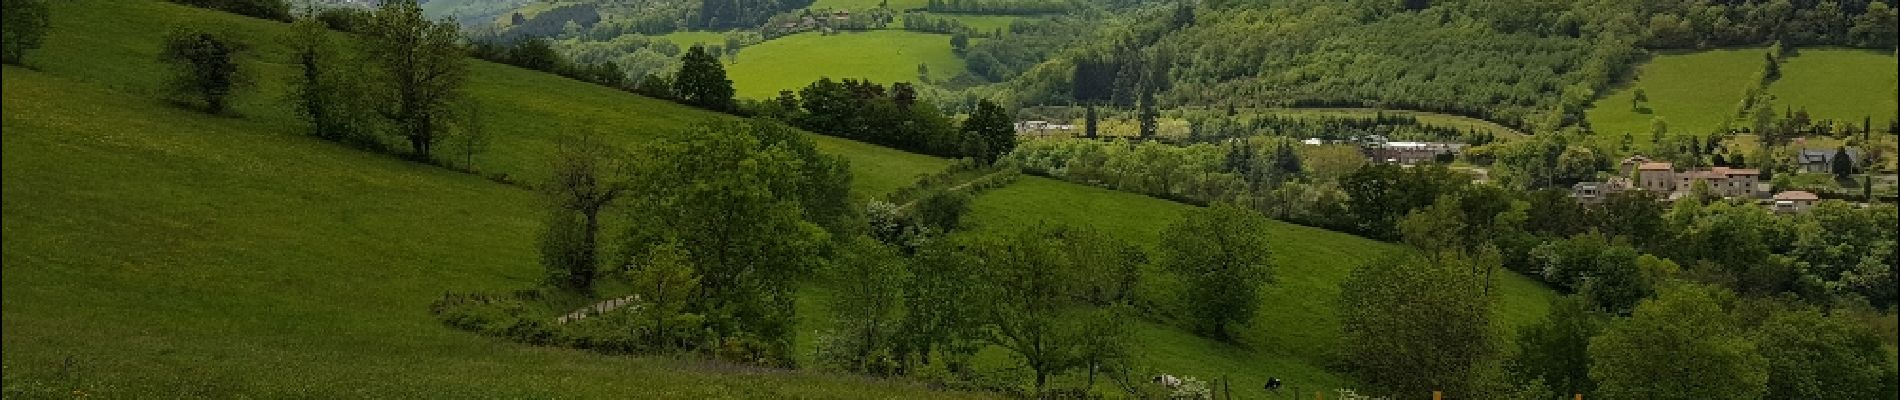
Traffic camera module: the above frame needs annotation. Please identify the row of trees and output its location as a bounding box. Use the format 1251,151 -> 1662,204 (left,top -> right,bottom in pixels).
747,78 -> 1014,162
1181,110 -> 1500,145
924,0 -> 1072,15
1634,0 -> 1900,49
468,37 -> 631,97
696,0 -> 815,30
901,12 -> 990,38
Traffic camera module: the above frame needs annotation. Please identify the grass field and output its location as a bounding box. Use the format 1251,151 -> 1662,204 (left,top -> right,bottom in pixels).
1766,48 -> 1900,125
1585,48 -> 1767,149
1586,47 -> 1898,152
961,177 -> 1558,397
724,30 -> 967,99
0,1 -> 966,397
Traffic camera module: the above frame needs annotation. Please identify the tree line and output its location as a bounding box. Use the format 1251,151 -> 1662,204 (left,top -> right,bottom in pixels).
925,0 -> 1072,15
743,77 -> 1016,163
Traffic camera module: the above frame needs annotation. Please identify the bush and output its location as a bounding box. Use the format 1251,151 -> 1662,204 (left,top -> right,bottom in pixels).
314,7 -> 372,33
160,27 -> 250,114
169,0 -> 291,22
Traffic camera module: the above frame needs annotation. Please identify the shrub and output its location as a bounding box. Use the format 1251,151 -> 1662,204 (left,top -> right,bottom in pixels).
160,27 -> 250,114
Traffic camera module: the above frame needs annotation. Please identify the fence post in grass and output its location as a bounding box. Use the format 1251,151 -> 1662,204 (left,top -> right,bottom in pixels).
1223,375 -> 1231,400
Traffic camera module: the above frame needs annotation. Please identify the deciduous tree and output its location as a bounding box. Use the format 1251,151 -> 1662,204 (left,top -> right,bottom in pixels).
1340,252 -> 1496,398
365,0 -> 467,159
160,27 -> 250,114
672,45 -> 734,112
0,0 -> 51,65
1590,285 -> 1767,400
1161,204 -> 1274,340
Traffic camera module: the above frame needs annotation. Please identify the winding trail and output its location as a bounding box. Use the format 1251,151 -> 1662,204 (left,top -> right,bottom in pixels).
554,294 -> 641,324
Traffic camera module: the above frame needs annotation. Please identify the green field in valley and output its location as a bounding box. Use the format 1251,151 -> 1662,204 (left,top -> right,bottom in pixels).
725,30 -> 967,99
961,177 -> 1558,395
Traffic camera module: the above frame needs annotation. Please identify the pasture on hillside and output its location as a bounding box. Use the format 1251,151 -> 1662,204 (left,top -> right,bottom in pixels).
1586,47 -> 1899,152
961,177 -> 1559,397
0,1 -> 971,397
724,30 -> 968,99
1585,48 -> 1766,149
1766,48 -> 1900,126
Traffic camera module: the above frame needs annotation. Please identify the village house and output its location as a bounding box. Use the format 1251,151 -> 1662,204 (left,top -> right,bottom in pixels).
1797,148 -> 1860,173
1591,156 -> 1766,201
1674,167 -> 1762,198
1772,190 -> 1820,213
1569,176 -> 1630,204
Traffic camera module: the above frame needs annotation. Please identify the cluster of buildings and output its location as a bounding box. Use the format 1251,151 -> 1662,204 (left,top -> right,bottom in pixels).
1365,140 -> 1466,165
1013,120 -> 1078,137
1571,156 -> 1821,212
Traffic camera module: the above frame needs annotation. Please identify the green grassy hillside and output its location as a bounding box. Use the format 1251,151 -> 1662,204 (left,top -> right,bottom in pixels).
725,30 -> 967,99
1767,48 -> 1900,125
0,0 -> 964,397
962,177 -> 1557,395
1586,48 -> 1898,151
1585,48 -> 1766,147
5,1 -> 1556,398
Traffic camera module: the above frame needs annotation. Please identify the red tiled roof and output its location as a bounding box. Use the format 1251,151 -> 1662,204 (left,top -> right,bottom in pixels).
1638,162 -> 1673,171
